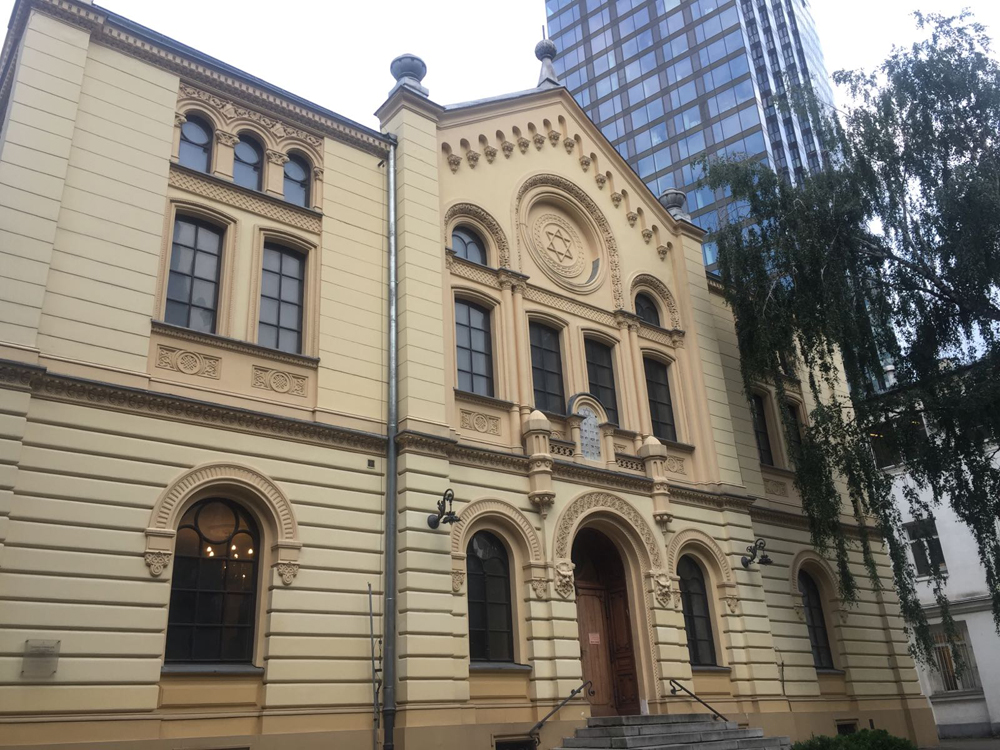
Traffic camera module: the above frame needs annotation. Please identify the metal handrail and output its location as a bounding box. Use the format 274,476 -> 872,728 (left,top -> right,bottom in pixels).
529,679 -> 594,746
669,679 -> 728,722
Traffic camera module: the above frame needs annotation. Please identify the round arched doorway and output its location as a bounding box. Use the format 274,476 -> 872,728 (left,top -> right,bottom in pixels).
571,527 -> 640,716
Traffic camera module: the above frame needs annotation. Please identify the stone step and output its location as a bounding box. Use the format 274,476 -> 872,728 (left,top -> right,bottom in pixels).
564,729 -> 765,749
576,721 -> 740,738
587,714 -> 724,728
554,737 -> 787,750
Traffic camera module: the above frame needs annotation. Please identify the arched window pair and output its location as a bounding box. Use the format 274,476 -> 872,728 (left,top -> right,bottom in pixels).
178,115 -> 311,207
166,216 -> 305,354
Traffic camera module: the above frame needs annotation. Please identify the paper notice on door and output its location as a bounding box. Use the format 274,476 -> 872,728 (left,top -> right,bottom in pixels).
589,632 -> 600,645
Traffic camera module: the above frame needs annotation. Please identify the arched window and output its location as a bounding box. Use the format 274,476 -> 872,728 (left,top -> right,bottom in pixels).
283,154 -> 310,207
452,227 -> 488,265
165,498 -> 260,663
166,216 -> 222,333
635,293 -> 660,327
233,134 -> 264,191
585,338 -> 619,425
178,115 -> 212,173
258,243 -> 305,354
798,570 -> 834,669
644,356 -> 677,442
467,531 -> 513,662
678,555 -> 716,666
455,299 -> 494,397
751,393 -> 775,466
529,321 -> 565,414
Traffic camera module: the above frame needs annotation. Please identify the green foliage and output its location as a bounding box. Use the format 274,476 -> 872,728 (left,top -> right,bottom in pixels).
791,729 -> 917,750
702,11 -> 1000,663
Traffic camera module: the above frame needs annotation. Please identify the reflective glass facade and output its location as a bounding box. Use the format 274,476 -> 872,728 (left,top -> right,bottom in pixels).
545,0 -> 833,269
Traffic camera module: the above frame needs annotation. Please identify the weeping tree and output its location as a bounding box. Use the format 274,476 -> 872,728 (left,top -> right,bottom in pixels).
702,11 -> 1000,662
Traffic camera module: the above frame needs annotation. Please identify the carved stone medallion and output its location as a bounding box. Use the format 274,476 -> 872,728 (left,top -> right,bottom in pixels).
532,213 -> 586,280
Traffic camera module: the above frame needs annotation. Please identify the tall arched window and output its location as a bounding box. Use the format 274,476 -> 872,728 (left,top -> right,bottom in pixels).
635,293 -> 661,327
455,299 -> 494,397
529,321 -> 566,414
798,570 -> 834,669
166,216 -> 222,333
283,154 -> 310,207
467,531 -> 513,662
165,498 -> 260,663
585,338 -> 619,425
233,134 -> 264,191
644,356 -> 677,442
452,227 -> 487,265
678,555 -> 717,666
178,115 -> 212,173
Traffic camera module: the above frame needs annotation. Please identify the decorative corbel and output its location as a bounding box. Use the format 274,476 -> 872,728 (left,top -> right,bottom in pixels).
642,228 -> 654,244
554,560 -> 576,599
517,136 -> 531,154
627,211 -> 639,227
447,154 -> 462,173
548,130 -> 561,147
564,138 -> 576,154
611,192 -> 623,207
657,242 -> 671,260
533,133 -> 546,150
466,150 -> 480,169
484,145 -> 498,163
502,140 -> 515,158
579,155 -> 592,172
595,173 -> 607,189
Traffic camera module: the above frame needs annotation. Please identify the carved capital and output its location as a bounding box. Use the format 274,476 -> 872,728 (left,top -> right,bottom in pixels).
447,153 -> 462,173
530,577 -> 547,599
529,491 -> 555,518
275,561 -> 299,585
653,510 -> 673,533
174,112 -> 187,127
266,149 -> 289,165
313,166 -> 324,180
144,551 -> 171,577
725,594 -> 739,614
554,560 -> 575,599
452,568 -> 466,594
653,572 -> 672,608
215,130 -> 240,147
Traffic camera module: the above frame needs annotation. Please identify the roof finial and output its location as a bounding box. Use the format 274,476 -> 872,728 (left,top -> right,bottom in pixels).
389,53 -> 429,98
535,36 -> 560,88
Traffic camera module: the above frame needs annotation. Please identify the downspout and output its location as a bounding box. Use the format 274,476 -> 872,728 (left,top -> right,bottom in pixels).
382,141 -> 399,750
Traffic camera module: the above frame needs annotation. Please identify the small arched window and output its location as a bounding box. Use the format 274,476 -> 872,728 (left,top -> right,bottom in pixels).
178,115 -> 212,173
283,154 -> 310,207
635,293 -> 661,327
165,498 -> 260,663
455,299 -> 494,397
678,555 -> 717,666
233,134 -> 264,191
467,531 -> 513,662
798,570 -> 834,670
452,227 -> 488,265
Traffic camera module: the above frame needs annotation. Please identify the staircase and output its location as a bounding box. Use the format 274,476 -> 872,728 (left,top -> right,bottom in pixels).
552,713 -> 792,750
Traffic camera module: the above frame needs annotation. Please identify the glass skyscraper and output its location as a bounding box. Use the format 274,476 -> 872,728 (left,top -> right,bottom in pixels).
544,0 -> 833,269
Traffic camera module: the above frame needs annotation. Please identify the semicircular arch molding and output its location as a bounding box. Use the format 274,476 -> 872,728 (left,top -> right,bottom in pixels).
788,549 -> 839,599
444,202 -> 510,268
143,462 -> 301,583
630,273 -> 681,330
552,491 -> 661,569
451,498 -> 543,564
665,527 -> 733,584
515,173 -> 623,308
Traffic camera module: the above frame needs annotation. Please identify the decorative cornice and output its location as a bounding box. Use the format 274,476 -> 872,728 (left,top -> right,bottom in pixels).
552,459 -> 654,493
151,320 -> 320,369
748,504 -> 873,539
447,254 -> 502,289
707,275 -> 725,296
0,360 -> 386,455
667,485 -> 755,513
168,165 -> 321,233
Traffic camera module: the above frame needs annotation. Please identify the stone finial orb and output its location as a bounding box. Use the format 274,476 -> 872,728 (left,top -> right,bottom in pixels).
658,188 -> 687,212
535,38 -> 557,61
390,53 -> 427,84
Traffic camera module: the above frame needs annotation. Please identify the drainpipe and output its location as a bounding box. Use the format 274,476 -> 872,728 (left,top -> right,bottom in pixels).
382,141 -> 399,750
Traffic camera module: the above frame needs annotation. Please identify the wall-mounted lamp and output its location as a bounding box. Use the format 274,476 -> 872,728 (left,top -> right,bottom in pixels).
741,538 -> 773,569
427,488 -> 460,530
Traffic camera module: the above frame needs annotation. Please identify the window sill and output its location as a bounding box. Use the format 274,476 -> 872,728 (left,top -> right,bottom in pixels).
469,661 -> 532,673
152,320 -> 320,369
660,437 -> 696,454
161,663 -> 264,676
930,688 -> 985,702
760,464 -> 796,478
691,665 -> 731,673
454,388 -> 515,410
815,668 -> 846,676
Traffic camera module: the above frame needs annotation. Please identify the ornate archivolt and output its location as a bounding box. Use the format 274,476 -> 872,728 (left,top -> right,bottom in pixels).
444,202 -> 511,268
144,462 -> 302,584
630,273 -> 682,331
449,498 -> 546,597
664,527 -> 738,612
788,549 -> 847,624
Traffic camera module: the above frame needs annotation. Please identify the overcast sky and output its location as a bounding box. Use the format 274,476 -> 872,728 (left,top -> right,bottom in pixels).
5,1 -> 999,128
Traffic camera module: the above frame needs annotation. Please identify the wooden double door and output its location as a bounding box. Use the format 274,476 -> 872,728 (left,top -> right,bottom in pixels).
572,528 -> 641,716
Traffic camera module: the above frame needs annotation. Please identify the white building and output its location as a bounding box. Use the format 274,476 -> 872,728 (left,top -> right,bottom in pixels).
891,471 -> 1000,738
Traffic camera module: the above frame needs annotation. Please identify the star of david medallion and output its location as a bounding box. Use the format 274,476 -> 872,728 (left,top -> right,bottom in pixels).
531,213 -> 585,279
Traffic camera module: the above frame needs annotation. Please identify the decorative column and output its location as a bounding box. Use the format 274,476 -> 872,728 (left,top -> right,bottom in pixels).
614,311 -> 642,438
171,112 -> 186,162
638,435 -> 672,532
311,166 -> 324,212
499,269 -> 525,451
601,423 -> 618,471
628,320 -> 653,440
265,149 -> 288,197
510,274 -> 533,423
524,410 -> 555,517
214,131 -> 239,180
